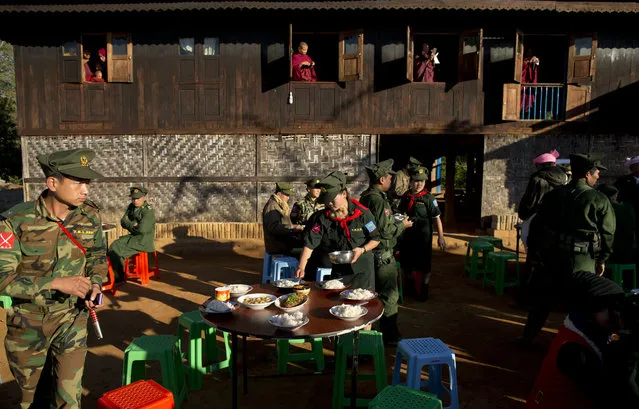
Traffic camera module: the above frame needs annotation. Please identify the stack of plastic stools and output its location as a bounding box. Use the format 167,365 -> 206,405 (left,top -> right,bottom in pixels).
482,251 -> 519,296
125,251 -> 160,286
464,240 -> 494,280
122,335 -> 188,409
177,311 -> 231,390
0,295 -> 12,308
477,235 -> 504,251
333,330 -> 387,408
270,255 -> 299,282
97,379 -> 174,409
392,338 -> 459,409
261,252 -> 273,283
277,338 -> 325,374
316,267 -> 333,281
608,263 -> 637,289
368,385 -> 442,409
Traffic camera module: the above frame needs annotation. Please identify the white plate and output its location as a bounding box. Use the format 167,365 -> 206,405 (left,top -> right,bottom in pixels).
272,279 -> 300,289
329,304 -> 368,321
228,284 -> 253,297
203,300 -> 238,314
268,314 -> 310,331
237,293 -> 277,310
339,289 -> 378,301
274,293 -> 309,312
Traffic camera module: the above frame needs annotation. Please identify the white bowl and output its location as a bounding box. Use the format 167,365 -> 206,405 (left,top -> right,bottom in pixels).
339,289 -> 378,301
329,304 -> 368,321
228,284 -> 253,297
237,293 -> 277,310
274,293 -> 309,312
268,314 -> 309,330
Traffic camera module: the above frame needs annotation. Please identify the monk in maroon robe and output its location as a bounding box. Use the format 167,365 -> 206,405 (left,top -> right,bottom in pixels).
414,43 -> 436,82
521,48 -> 539,114
291,41 -> 317,82
82,50 -> 93,82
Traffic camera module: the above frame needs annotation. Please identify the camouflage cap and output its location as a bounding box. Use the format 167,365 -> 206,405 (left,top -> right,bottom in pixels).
409,165 -> 429,181
305,178 -> 321,188
366,159 -> 396,181
129,186 -> 148,199
276,181 -> 293,196
317,171 -> 347,205
37,148 -> 103,180
569,153 -> 608,175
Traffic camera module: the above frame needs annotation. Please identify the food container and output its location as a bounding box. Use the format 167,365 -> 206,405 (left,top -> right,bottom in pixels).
275,293 -> 309,312
328,250 -> 354,264
393,213 -> 406,223
228,284 -> 253,297
237,293 -> 277,310
293,284 -> 311,296
215,286 -> 230,301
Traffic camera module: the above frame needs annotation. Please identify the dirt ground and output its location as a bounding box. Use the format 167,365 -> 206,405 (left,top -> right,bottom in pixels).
0,232 -> 564,409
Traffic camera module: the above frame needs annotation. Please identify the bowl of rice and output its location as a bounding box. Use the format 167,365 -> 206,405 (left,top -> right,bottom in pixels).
272,279 -> 299,290
268,311 -> 309,330
227,284 -> 253,297
339,288 -> 378,301
317,279 -> 349,294
329,304 -> 368,321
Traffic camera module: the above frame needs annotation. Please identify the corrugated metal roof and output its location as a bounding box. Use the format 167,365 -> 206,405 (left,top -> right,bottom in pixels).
0,1 -> 638,14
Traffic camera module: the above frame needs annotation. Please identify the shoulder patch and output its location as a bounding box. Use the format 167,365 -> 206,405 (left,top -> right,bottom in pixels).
0,232 -> 15,249
311,223 -> 321,234
433,199 -> 438,207
365,221 -> 376,232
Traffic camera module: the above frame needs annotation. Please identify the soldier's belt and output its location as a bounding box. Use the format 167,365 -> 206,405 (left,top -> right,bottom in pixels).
12,297 -> 76,314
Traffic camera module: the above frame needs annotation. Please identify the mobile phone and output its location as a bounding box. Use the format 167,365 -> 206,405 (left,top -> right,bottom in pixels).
93,293 -> 103,306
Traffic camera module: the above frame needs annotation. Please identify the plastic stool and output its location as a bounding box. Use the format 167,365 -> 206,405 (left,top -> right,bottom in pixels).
122,335 -> 187,409
177,311 -> 231,390
464,240 -> 494,280
269,256 -> 299,283
608,264 -> 637,289
0,295 -> 12,309
482,252 -> 519,296
261,252 -> 273,283
396,262 -> 404,305
103,259 -> 118,296
277,338 -> 325,374
333,330 -> 387,408
392,338 -> 459,409
368,385 -> 442,409
316,268 -> 333,282
477,235 -> 504,251
97,379 -> 174,409
125,251 -> 160,286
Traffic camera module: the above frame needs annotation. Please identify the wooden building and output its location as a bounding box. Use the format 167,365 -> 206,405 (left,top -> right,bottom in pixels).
1,1 -> 638,238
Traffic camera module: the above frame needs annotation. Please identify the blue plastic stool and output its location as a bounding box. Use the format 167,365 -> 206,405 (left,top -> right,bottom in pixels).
261,252 -> 273,284
316,268 -> 333,282
268,256 -> 299,283
392,338 -> 459,409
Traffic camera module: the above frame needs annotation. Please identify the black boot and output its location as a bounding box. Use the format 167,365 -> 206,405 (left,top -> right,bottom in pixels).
419,283 -> 430,302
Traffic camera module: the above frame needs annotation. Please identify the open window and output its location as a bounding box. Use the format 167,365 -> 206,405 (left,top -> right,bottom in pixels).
458,29 -> 483,82
338,30 -> 364,81
61,32 -> 133,84
568,34 -> 597,83
107,32 -> 133,83
406,27 -> 458,83
514,30 -> 524,83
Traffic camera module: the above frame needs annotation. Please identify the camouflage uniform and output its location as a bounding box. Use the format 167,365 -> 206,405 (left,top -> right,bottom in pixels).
290,194 -> 324,226
389,157 -> 423,212
0,149 -> 106,409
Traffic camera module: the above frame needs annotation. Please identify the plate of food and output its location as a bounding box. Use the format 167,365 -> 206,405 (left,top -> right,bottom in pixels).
237,293 -> 277,310
203,299 -> 239,314
271,279 -> 300,289
329,304 -> 368,321
339,288 -> 378,301
317,279 -> 348,292
268,311 -> 309,331
275,292 -> 309,312
228,284 -> 253,297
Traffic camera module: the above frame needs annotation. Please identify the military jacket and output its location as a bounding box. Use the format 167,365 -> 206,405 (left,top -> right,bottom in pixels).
398,190 -> 441,238
518,167 -> 568,221
390,169 -> 410,201
0,191 -> 107,302
262,195 -> 298,255
359,186 -> 404,253
290,194 -> 324,226
120,201 -> 156,252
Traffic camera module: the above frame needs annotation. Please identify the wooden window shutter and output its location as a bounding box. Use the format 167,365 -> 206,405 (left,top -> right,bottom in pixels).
107,32 -> 133,83
458,28 -> 483,82
502,83 -> 521,121
61,38 -> 82,83
406,25 -> 414,82
514,29 -> 524,83
339,30 -> 364,81
568,34 -> 597,83
289,23 -> 293,79
565,84 -> 591,121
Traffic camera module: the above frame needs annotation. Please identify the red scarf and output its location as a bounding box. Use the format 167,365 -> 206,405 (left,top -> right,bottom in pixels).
326,199 -> 367,242
406,189 -> 428,213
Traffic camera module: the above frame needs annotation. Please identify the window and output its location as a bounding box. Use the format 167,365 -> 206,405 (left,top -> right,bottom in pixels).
204,37 -> 220,56
179,37 -> 195,56
62,41 -> 79,57
458,29 -> 483,81
177,36 -> 221,82
568,34 -> 597,83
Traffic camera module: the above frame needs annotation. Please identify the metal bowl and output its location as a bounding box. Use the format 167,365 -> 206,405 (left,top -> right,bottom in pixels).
329,250 -> 354,264
393,213 -> 406,223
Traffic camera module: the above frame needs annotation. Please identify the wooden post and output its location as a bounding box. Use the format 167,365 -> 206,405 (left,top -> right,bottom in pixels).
444,154 -> 456,226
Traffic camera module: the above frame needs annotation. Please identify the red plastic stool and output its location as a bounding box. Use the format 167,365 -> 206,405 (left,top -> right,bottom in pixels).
102,259 -> 118,296
125,251 -> 160,286
97,379 -> 174,409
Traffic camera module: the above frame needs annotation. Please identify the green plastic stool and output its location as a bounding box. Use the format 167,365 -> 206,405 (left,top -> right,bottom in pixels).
608,264 -> 637,290
276,338 -> 325,373
0,295 -> 12,308
396,262 -> 404,305
122,335 -> 188,409
368,385 -> 442,409
333,330 -> 387,408
477,235 -> 504,250
177,310 -> 231,390
482,252 -> 520,296
464,240 -> 495,280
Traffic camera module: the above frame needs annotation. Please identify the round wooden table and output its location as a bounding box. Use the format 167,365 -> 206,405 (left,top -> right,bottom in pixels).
200,283 -> 384,409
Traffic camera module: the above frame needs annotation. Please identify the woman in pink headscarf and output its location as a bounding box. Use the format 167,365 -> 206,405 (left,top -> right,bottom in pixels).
291,42 -> 317,82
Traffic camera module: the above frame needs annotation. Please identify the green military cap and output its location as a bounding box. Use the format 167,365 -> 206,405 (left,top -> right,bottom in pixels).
569,153 -> 608,175
305,178 -> 321,188
129,186 -> 148,199
366,159 -> 396,181
37,148 -> 103,180
317,171 -> 347,205
409,165 -> 429,181
597,184 -> 618,199
276,181 -> 293,196
408,156 -> 423,167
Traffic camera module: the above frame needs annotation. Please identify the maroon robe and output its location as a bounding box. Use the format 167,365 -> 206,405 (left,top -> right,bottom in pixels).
415,51 -> 435,82
292,53 -> 317,82
521,58 -> 539,113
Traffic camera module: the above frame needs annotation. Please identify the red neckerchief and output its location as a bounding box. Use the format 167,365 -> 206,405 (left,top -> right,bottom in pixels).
406,189 -> 428,213
56,221 -> 87,256
326,199 -> 367,242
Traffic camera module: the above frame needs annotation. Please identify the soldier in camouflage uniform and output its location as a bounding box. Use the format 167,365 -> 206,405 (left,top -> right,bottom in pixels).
107,186 -> 156,282
389,156 -> 423,213
290,178 -> 324,226
360,159 -> 413,345
0,148 -> 107,409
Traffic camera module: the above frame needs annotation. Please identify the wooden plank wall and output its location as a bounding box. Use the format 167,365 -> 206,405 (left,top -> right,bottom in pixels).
108,222 -> 264,241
